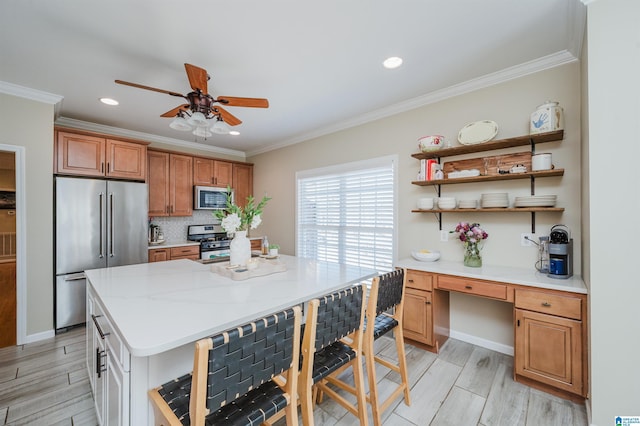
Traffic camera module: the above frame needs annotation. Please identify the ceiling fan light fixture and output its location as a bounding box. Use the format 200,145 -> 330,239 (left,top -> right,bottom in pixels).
187,111 -> 208,127
169,115 -> 192,131
212,118 -> 231,135
192,126 -> 213,138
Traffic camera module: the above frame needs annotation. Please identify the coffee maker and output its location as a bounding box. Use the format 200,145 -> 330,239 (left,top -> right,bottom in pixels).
547,224 -> 573,279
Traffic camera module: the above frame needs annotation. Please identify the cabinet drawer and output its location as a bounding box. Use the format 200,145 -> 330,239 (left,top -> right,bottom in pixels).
515,289 -> 582,320
437,275 -> 507,300
170,245 -> 199,257
406,270 -> 433,291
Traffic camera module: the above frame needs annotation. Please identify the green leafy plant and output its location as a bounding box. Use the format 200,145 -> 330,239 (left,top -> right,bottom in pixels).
214,186 -> 271,233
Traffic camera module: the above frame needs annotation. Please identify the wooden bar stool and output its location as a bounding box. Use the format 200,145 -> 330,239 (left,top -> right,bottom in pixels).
364,268 -> 410,426
299,285 -> 369,426
148,305 -> 301,426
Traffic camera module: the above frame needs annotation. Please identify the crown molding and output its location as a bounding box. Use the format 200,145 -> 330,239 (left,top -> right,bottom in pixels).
247,50 -> 578,157
54,117 -> 247,158
0,81 -> 64,117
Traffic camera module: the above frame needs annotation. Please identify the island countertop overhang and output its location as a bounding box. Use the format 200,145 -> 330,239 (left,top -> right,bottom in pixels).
85,256 -> 378,357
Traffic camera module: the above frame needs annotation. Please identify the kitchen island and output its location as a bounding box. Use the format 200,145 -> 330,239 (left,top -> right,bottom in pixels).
84,256 -> 378,425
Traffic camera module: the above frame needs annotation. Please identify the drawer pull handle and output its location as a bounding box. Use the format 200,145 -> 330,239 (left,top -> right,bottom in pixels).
542,302 -> 552,307
408,279 -> 414,282
92,314 -> 111,340
426,301 -> 431,305
465,285 -> 473,289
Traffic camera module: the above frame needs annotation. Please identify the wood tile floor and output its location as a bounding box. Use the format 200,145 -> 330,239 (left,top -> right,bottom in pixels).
0,326 -> 588,425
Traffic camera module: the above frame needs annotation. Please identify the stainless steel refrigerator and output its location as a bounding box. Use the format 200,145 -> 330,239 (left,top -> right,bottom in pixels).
55,177 -> 148,331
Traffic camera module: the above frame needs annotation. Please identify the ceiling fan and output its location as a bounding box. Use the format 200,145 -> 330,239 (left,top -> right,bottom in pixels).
115,63 -> 268,136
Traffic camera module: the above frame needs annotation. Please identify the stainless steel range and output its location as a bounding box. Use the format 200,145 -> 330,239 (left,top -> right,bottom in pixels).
187,224 -> 231,263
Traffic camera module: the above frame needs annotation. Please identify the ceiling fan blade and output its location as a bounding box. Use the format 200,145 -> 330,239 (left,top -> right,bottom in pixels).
160,104 -> 190,118
115,80 -> 184,98
215,106 -> 242,126
217,96 -> 269,108
184,63 -> 209,94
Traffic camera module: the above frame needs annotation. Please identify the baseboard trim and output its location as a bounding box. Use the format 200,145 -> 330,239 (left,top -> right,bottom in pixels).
22,329 -> 55,344
449,330 -> 514,356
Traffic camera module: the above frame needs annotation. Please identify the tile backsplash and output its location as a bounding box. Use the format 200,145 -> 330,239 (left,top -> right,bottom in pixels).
150,210 -> 220,243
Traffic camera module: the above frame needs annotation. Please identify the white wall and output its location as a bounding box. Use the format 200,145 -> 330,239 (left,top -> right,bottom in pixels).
586,1 -> 640,424
0,93 -> 55,337
250,63 -> 582,349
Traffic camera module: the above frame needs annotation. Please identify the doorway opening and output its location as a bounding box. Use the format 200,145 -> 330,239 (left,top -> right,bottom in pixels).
0,150 -> 16,348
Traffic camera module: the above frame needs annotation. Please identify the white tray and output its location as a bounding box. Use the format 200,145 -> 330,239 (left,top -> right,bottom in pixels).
211,258 -> 287,280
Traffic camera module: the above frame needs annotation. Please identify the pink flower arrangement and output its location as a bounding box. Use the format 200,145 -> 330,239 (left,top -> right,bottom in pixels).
451,222 -> 489,244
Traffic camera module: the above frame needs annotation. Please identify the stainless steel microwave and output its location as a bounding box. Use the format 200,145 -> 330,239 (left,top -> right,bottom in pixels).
194,186 -> 233,210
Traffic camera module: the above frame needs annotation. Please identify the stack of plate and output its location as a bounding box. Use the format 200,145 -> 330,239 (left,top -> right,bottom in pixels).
514,195 -> 557,207
437,197 -> 457,209
481,193 -> 509,208
458,199 -> 478,209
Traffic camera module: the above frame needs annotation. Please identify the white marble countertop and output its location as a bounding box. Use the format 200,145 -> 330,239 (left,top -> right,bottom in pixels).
147,241 -> 199,249
85,255 -> 378,357
396,258 -> 587,294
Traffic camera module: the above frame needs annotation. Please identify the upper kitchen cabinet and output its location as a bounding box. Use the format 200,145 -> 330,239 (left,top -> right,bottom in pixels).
55,130 -> 147,180
147,150 -> 193,217
232,163 -> 253,208
193,157 -> 233,187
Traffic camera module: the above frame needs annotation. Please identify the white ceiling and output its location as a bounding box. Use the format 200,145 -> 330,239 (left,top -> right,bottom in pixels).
0,1 -> 585,157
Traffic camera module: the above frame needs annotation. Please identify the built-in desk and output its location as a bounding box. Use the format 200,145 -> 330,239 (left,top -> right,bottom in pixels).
395,258 -> 588,401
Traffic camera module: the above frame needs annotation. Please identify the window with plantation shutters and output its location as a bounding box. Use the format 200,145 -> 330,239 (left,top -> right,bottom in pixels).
296,156 -> 397,272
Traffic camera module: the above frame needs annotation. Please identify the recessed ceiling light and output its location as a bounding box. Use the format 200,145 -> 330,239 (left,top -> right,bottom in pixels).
383,56 -> 403,69
100,97 -> 119,106
229,130 -> 240,136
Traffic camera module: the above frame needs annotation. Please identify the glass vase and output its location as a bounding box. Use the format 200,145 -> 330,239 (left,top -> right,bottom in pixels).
230,230 -> 251,266
463,242 -> 482,267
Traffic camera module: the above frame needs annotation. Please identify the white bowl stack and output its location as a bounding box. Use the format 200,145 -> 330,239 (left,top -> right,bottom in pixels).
416,198 -> 434,210
514,195 -> 557,207
437,197 -> 457,209
458,199 -> 477,209
480,193 -> 509,208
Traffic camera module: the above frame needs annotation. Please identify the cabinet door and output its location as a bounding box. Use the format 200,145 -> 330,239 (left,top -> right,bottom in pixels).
193,157 -> 214,186
106,139 -> 146,181
402,288 -> 433,345
169,154 -> 193,216
147,151 -> 170,216
213,160 -> 233,187
148,248 -> 170,262
94,328 -> 106,425
515,309 -> 582,395
232,163 -> 253,207
56,132 -> 106,177
106,347 -> 130,426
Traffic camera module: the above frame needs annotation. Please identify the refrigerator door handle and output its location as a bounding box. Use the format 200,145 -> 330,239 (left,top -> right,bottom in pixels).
99,192 -> 105,258
109,192 -> 114,257
64,272 -> 86,281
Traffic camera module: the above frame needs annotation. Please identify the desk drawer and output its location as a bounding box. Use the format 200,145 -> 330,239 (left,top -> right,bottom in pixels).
515,289 -> 582,320
406,270 -> 433,291
437,275 -> 507,300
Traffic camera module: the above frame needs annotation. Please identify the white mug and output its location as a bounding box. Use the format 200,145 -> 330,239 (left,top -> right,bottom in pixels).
532,153 -> 552,171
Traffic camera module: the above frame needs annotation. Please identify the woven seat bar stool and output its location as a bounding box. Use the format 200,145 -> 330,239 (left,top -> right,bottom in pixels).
299,285 -> 369,426
148,305 -> 302,426
364,268 -> 410,426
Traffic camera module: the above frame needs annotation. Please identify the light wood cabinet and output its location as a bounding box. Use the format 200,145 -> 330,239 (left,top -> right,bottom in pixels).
56,131 -> 146,180
148,248 -> 170,262
148,245 -> 199,262
514,289 -> 585,397
232,163 -> 253,208
147,151 -> 193,217
193,158 -> 233,187
402,270 -> 448,352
